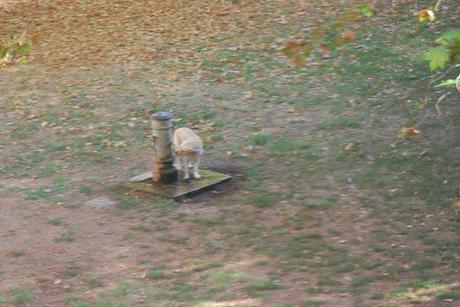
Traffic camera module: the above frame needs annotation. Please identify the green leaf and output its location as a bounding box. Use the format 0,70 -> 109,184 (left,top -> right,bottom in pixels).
424,47 -> 450,71
0,45 -> 7,58
435,30 -> 460,46
356,5 -> 373,17
18,43 -> 32,56
435,79 -> 457,87
434,79 -> 457,88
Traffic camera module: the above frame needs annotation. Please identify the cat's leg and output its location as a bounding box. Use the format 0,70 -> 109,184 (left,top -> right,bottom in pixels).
181,157 -> 190,180
193,157 -> 201,179
173,156 -> 181,170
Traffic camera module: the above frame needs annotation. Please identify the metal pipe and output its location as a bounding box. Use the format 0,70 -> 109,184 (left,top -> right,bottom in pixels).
151,112 -> 177,183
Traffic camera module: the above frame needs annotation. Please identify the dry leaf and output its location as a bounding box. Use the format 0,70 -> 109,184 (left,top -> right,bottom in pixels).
417,9 -> 435,22
400,127 -> 420,137
342,30 -> 356,42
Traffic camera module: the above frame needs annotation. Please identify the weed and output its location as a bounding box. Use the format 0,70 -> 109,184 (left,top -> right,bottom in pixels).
316,118 -> 361,130
8,250 -> 25,257
247,134 -> 272,146
48,218 -> 62,226
250,194 -> 276,207
55,231 -> 75,243
412,258 -> 435,271
350,275 -> 377,288
65,297 -> 89,306
93,282 -> 131,307
244,276 -> 281,294
9,288 -> 33,305
146,268 -> 168,280
88,279 -> 103,289
116,194 -> 140,209
37,162 -> 58,177
149,199 -> 176,214
131,224 -> 153,233
303,300 -> 326,306
25,186 -> 52,200
79,186 -> 93,195
137,259 -> 151,265
436,291 -> 460,301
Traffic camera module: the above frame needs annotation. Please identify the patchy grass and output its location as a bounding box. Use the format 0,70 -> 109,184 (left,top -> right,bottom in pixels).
0,288 -> 34,305
47,218 -> 62,226
1,0 -> 459,306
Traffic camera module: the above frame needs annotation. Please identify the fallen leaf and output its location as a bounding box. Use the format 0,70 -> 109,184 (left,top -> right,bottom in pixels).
342,30 -> 356,42
400,127 -> 420,137
417,9 -> 435,23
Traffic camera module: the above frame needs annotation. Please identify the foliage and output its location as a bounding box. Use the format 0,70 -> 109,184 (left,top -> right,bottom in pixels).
0,30 -> 32,66
424,30 -> 460,71
434,78 -> 456,88
417,8 -> 436,23
282,5 -> 372,66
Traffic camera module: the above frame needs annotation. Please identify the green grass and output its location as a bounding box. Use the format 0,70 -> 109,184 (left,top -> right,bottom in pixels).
316,118 -> 361,130
146,266 -> 169,280
303,300 -> 326,306
148,199 -> 177,214
92,282 -> 132,307
8,250 -> 25,257
247,134 -> 272,146
36,162 -> 58,177
60,264 -> 80,278
244,276 -> 281,294
79,186 -> 93,195
350,275 -> 378,288
48,218 -> 62,226
88,279 -> 104,289
54,231 -> 75,243
5,288 -> 34,305
436,291 -> 460,301
115,194 -> 140,210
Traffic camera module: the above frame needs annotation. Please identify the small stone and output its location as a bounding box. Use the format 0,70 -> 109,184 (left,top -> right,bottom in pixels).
54,279 -> 62,285
84,197 -> 115,208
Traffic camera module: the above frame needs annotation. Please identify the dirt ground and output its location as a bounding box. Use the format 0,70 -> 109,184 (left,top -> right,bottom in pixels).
1,0 -> 459,306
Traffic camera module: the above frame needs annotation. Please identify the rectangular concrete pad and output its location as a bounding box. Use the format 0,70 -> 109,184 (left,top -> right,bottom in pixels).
127,169 -> 231,199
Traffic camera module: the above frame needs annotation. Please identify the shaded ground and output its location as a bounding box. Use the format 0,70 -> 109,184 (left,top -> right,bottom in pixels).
1,0 -> 459,306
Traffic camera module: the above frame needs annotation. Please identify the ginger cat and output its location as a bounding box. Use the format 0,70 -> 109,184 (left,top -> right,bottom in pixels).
173,127 -> 203,180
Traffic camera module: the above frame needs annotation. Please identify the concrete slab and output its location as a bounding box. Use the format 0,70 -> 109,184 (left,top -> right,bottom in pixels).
126,169 -> 231,199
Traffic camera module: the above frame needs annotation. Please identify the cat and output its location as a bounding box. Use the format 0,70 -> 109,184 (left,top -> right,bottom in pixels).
173,127 -> 203,180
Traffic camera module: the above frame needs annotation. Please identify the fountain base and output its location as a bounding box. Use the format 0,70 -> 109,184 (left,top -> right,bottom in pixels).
127,169 -> 231,199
